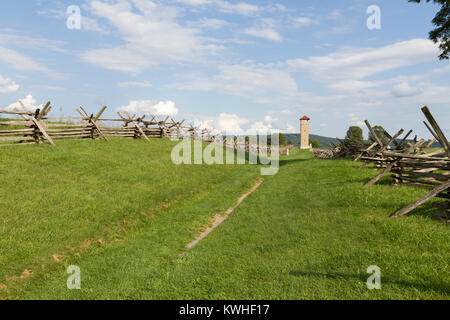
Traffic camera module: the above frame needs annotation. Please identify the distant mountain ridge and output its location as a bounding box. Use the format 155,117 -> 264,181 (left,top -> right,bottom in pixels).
283,133 -> 442,149
284,134 -> 340,148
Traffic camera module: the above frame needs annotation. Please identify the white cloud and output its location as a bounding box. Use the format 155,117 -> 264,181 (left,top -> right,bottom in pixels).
248,115 -> 274,132
251,121 -> 272,131
117,81 -> 152,88
391,82 -> 421,98
178,0 -> 259,15
283,123 -> 297,133
348,112 -> 364,127
180,63 -> 298,99
328,80 -> 378,92
152,101 -> 179,116
81,16 -> 111,34
81,0 -> 222,74
0,32 -> 66,52
432,64 -> 450,73
216,0 -> 259,15
190,112 -> 249,133
198,119 -> 215,130
251,114 -> 298,133
216,113 -> 249,132
117,100 -> 179,116
37,7 -> 110,34
243,17 -> 282,42
292,17 -> 317,28
408,84 -> 450,104
195,18 -> 230,29
178,0 -> 211,4
0,32 -> 66,77
0,46 -> 52,74
243,27 -> 282,42
287,39 -> 440,90
191,112 -> 298,134
0,75 -> 19,93
4,94 -> 42,111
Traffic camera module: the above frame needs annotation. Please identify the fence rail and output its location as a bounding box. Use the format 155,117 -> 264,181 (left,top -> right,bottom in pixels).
0,103 -> 217,147
353,106 -> 449,221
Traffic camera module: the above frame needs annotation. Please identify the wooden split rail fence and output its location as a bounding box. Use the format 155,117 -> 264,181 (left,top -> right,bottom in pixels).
221,137 -> 293,155
354,106 -> 449,221
0,103 -> 217,147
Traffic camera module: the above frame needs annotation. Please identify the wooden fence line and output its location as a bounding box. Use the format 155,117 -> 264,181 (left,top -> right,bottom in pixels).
0,103 -> 217,147
354,106 -> 449,221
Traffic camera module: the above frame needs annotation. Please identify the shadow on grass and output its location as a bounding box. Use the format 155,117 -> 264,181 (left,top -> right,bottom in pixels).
289,271 -> 449,295
391,200 -> 443,221
357,177 -> 394,186
357,183 -> 440,221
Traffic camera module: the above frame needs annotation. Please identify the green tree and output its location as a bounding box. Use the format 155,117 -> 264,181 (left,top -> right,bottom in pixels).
345,126 -> 364,142
368,126 -> 389,145
287,139 -> 292,146
266,134 -> 287,146
409,0 -> 450,60
311,139 -> 321,148
279,133 -> 287,146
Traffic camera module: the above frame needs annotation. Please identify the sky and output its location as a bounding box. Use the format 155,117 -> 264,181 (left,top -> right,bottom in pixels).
0,0 -> 449,138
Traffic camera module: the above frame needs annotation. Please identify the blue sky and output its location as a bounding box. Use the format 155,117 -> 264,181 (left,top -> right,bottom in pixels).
0,0 -> 449,138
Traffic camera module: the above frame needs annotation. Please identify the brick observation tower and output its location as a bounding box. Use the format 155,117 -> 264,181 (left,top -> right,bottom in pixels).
300,116 -> 310,149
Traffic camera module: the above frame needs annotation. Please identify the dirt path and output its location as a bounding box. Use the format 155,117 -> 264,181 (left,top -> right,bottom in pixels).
184,178 -> 264,252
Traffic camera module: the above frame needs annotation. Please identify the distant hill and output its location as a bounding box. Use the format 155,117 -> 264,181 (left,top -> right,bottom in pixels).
284,134 -> 340,148
283,134 -> 442,149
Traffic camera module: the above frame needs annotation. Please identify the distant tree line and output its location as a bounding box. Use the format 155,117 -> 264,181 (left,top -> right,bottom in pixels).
345,125 -> 389,145
230,134 -> 322,149
235,134 -> 289,146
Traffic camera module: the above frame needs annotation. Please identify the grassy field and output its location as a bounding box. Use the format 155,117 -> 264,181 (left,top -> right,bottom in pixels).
0,138 -> 260,299
0,139 -> 448,299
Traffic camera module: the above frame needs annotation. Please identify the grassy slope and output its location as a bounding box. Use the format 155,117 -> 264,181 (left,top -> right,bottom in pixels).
0,138 -> 260,299
15,148 -> 449,300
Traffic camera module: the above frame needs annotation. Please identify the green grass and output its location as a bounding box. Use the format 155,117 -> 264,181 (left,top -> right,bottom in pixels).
0,118 -> 86,145
0,138 -> 260,298
1,141 -> 448,299
0,118 -> 29,131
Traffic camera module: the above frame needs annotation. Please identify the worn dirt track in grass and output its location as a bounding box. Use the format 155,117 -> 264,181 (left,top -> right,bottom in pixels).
184,178 -> 264,251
